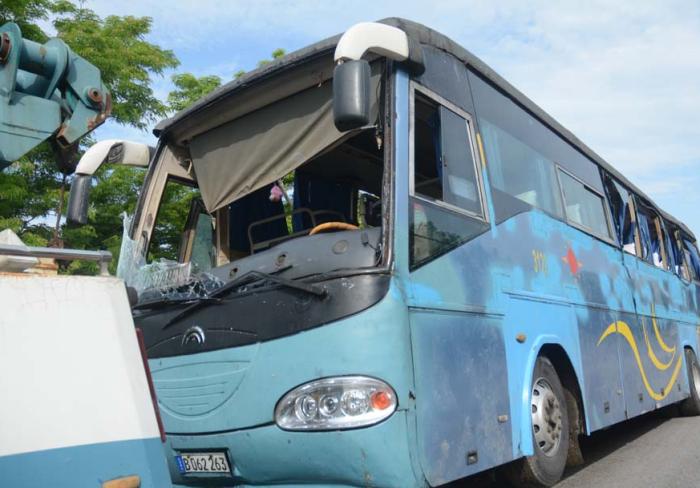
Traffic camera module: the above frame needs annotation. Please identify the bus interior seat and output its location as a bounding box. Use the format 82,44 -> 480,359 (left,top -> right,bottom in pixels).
292,170 -> 357,232
228,184 -> 287,256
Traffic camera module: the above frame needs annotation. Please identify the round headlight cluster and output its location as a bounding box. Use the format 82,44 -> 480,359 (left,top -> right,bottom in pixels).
275,376 -> 397,430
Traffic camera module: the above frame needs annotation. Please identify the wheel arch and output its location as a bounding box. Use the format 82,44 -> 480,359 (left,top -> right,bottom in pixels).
538,343 -> 587,436
515,335 -> 589,460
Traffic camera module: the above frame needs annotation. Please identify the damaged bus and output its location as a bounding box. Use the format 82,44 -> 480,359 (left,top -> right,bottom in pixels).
69,18 -> 700,488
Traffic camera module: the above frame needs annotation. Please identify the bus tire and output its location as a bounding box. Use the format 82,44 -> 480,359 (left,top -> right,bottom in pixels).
510,356 -> 570,487
680,348 -> 700,416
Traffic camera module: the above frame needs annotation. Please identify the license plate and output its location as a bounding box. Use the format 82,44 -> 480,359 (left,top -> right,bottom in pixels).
175,452 -> 231,474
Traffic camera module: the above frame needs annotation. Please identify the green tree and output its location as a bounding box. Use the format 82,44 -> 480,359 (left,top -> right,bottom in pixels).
0,1 -> 179,271
168,73 -> 222,112
54,5 -> 179,128
0,0 -> 59,42
234,48 -> 286,79
0,146 -> 61,246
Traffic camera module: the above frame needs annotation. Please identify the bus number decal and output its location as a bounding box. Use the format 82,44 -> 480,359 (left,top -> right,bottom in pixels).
532,250 -> 548,275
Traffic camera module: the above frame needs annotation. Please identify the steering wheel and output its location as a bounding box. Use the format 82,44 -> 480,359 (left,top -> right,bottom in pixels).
309,221 -> 359,235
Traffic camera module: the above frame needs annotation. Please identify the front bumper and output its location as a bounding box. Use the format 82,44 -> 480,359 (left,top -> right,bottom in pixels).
166,410 -> 423,488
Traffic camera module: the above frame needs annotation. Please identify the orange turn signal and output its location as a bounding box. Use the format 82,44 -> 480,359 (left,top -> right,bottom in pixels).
370,390 -> 392,410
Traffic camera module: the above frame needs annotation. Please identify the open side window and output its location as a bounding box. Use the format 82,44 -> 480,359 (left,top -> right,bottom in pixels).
603,174 -> 637,255
412,90 -> 483,216
635,198 -> 668,270
682,236 -> 700,282
662,220 -> 685,278
410,84 -> 488,269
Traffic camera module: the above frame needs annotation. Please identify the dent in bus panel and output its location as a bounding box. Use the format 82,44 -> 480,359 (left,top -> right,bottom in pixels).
408,310 -> 512,485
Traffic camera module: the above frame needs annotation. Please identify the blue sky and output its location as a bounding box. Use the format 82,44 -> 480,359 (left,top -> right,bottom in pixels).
83,0 -> 700,236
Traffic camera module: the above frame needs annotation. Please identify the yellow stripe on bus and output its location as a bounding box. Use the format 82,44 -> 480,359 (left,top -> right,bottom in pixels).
476,132 -> 487,169
642,318 -> 676,371
597,320 -> 682,401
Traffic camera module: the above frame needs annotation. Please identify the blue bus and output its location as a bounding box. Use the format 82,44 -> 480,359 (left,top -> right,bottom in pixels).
77,18 -> 700,487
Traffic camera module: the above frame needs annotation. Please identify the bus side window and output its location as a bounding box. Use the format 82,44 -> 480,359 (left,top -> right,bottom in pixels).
603,175 -> 637,255
413,91 -> 482,215
635,199 -> 666,269
479,118 -> 563,219
558,168 -> 611,239
682,237 -> 700,281
662,220 -> 684,277
410,87 -> 488,268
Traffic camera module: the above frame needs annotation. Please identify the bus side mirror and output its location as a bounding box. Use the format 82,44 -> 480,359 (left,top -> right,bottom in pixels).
67,174 -> 91,225
332,59 -> 370,132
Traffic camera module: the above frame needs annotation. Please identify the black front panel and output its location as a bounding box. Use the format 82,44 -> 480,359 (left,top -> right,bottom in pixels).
135,273 -> 390,358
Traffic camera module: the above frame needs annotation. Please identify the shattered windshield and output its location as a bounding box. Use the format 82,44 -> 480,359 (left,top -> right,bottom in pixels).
118,69 -> 385,304
118,129 -> 385,304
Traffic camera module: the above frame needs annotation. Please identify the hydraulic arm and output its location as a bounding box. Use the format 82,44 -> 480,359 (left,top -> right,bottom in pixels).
0,22 -> 111,170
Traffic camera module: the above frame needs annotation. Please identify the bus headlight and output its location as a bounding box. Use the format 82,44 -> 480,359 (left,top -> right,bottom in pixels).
275,376 -> 397,430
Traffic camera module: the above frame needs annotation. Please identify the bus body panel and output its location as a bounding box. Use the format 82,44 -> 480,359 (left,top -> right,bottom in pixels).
151,282 -> 426,487
396,52 -> 698,471
166,411 -> 421,488
408,308 -> 512,484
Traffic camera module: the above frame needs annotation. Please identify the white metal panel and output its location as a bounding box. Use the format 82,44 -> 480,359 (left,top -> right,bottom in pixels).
0,274 -> 160,457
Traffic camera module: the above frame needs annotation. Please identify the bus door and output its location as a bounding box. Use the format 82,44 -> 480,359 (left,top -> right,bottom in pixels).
404,81 -> 512,484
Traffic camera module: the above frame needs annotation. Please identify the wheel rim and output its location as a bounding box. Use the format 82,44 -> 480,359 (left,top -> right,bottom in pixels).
531,377 -> 563,457
692,361 -> 700,398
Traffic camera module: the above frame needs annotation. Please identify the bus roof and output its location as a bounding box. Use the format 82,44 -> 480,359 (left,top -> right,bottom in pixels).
155,18 -> 694,240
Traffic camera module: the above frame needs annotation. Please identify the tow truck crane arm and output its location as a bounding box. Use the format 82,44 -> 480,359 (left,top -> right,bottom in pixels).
0,22 -> 111,170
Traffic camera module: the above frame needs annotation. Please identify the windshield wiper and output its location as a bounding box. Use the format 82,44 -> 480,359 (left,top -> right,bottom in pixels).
161,270 -> 326,330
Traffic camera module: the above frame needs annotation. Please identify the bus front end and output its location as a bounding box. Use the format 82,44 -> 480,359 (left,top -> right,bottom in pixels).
118,21 -> 427,488
146,278 -> 420,487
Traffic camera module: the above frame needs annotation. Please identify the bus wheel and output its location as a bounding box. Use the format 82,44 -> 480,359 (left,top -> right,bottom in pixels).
511,356 -> 570,487
680,349 -> 700,416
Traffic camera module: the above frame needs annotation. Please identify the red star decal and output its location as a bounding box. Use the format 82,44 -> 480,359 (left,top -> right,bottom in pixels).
563,247 -> 583,276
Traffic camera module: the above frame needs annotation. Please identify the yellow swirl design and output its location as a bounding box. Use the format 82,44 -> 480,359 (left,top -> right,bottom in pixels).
650,304 -> 676,354
597,320 -> 682,401
642,318 -> 676,371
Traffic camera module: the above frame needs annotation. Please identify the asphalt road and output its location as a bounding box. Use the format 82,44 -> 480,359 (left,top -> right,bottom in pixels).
449,406 -> 700,488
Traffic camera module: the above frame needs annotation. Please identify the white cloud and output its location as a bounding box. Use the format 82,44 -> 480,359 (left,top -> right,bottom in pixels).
81,0 -> 700,233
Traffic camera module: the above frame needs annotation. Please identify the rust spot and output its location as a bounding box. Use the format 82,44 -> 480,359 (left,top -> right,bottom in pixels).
86,93 -> 112,130
56,124 -> 70,148
0,33 -> 11,64
516,333 -> 527,343
88,87 -> 103,104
